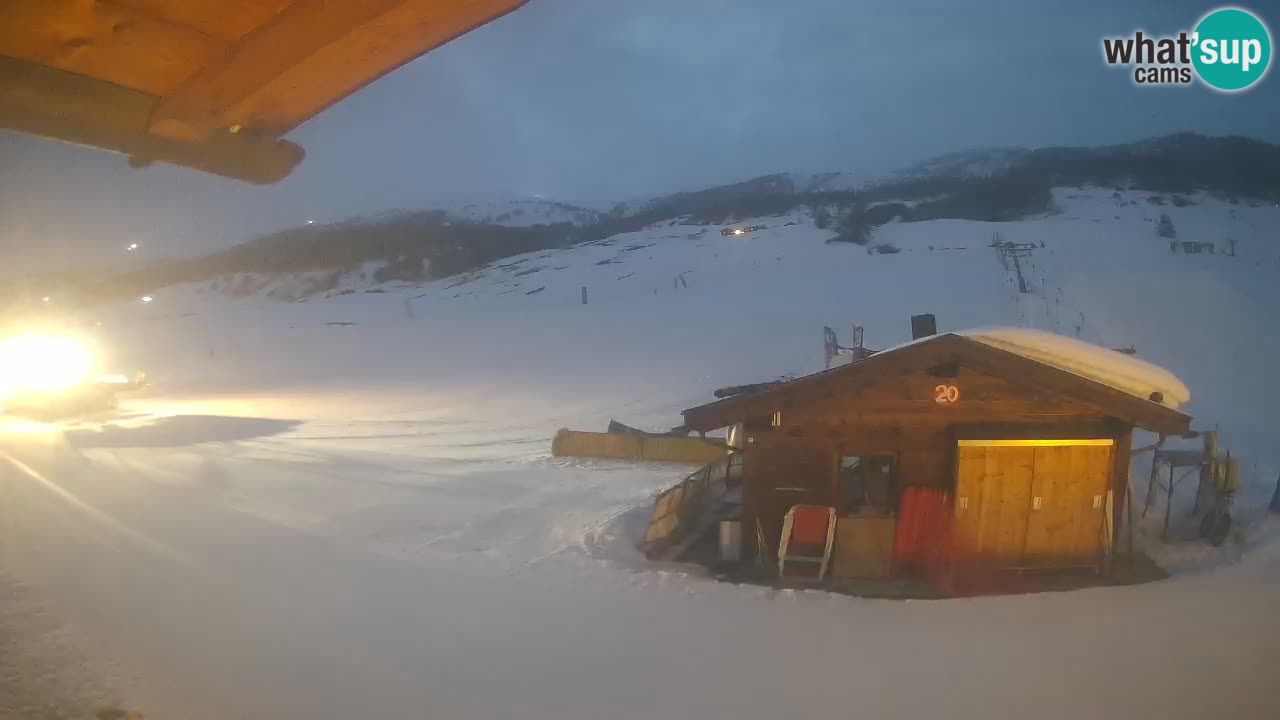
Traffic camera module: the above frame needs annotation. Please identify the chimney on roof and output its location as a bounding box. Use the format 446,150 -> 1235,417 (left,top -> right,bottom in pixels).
911,314 -> 937,340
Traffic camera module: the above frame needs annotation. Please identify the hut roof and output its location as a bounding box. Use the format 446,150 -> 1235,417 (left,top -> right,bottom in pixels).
683,330 -> 1192,436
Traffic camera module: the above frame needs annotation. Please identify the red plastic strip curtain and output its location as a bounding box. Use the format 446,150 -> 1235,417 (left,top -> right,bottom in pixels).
893,487 -> 953,582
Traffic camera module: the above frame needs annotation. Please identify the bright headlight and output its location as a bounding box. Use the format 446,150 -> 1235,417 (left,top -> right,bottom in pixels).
0,335 -> 94,397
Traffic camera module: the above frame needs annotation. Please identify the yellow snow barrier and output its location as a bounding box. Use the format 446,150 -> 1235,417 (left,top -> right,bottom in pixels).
551,429 -> 725,465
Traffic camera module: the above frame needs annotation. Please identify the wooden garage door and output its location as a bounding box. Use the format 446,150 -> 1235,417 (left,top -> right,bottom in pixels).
954,440 -> 1113,570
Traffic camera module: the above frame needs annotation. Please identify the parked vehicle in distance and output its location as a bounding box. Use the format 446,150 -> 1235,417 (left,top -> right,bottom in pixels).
2,372 -> 147,421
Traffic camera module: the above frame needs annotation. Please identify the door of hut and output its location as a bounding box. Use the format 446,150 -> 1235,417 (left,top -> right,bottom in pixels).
953,440 -> 1113,570
953,444 -> 1034,568
1021,443 -> 1113,568
750,444 -> 836,553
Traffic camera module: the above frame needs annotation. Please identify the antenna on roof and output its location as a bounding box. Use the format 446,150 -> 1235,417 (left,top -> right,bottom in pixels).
824,326 -> 839,369
825,324 -> 874,368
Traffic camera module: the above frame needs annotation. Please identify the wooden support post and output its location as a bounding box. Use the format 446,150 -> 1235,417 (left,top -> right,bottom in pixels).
1142,456 -> 1161,518
1195,431 -> 1216,515
580,286 -> 587,305
1162,479 -> 1173,542
1112,430 -> 1132,562
1126,482 -> 1136,556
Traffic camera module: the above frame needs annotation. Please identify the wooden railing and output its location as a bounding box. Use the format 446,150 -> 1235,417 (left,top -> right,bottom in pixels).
641,452 -> 742,559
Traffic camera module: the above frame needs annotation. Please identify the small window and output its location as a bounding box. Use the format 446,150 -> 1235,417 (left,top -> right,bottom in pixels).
838,455 -> 896,517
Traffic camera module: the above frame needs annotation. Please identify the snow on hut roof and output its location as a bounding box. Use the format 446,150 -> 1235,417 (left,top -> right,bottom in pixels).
954,327 -> 1190,409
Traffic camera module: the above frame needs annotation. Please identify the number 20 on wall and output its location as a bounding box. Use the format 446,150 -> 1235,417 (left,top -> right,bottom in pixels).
934,384 -> 960,404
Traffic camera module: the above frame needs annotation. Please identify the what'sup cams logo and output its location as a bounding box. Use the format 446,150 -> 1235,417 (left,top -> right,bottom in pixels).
1102,6 -> 1271,91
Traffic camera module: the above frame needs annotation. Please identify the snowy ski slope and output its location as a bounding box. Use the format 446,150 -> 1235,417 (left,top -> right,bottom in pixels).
1,186 -> 1278,719
161,187 -> 1278,458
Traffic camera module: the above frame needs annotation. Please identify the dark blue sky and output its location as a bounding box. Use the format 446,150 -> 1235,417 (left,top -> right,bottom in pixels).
2,0 -> 1278,270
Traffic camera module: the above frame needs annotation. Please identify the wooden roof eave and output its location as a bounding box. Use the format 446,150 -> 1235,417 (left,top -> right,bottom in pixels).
0,0 -> 529,183
143,0 -> 529,143
0,56 -> 303,185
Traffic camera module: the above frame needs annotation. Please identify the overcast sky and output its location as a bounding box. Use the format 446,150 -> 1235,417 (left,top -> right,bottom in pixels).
2,0 -> 1278,269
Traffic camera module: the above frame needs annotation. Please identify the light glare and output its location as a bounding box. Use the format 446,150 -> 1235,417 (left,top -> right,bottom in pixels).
0,335 -> 93,398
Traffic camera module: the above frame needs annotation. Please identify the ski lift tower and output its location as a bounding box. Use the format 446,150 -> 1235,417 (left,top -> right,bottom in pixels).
990,232 -> 1037,294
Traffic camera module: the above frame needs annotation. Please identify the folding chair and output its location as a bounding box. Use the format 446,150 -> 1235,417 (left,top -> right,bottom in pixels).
777,505 -> 837,582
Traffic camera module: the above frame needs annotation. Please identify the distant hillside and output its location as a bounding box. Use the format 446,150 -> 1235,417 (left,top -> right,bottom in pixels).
86,133 -> 1280,303
894,147 -> 1031,181
888,133 -> 1280,195
447,198 -> 603,226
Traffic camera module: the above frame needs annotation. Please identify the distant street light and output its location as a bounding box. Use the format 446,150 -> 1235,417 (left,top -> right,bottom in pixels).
41,296 -> 51,303
127,243 -> 139,251
140,296 -> 153,303
306,219 -> 315,225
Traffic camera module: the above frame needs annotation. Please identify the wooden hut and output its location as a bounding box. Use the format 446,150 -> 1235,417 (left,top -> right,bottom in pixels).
681,329 -> 1191,592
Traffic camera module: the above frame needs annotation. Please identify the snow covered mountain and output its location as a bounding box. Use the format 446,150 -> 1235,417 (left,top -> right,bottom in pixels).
801,132 -> 1280,190
788,170 -> 871,193
82,133 -> 1276,308
354,197 -> 605,227
779,146 -> 1033,190
892,146 -> 1031,180
444,197 -> 603,226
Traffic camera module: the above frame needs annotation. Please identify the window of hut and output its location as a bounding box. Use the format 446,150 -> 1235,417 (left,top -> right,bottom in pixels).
838,455 -> 896,517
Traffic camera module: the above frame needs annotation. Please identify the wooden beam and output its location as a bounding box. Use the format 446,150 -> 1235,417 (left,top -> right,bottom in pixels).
952,420 -> 1123,441
800,411 -> 1097,428
148,0 -> 529,141
757,425 -> 950,450
0,56 -> 303,184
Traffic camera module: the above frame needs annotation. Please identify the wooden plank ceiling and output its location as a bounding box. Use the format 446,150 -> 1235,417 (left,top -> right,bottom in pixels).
0,0 -> 529,183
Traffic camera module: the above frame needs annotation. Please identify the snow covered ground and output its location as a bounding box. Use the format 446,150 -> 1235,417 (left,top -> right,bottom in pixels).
2,187 -> 1279,718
